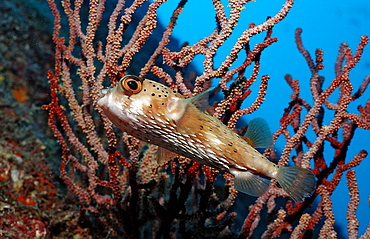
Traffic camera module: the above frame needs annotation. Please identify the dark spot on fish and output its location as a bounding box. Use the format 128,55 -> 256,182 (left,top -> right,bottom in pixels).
151,93 -> 155,96
209,128 -> 213,131
200,125 -> 203,130
144,89 -> 147,92
150,116 -> 155,120
158,95 -> 161,97
157,88 -> 160,90
161,103 -> 164,105
173,90 -> 176,93
149,104 -> 152,108
228,143 -> 233,146
153,85 -> 156,87
234,149 -> 238,153
164,95 -> 167,97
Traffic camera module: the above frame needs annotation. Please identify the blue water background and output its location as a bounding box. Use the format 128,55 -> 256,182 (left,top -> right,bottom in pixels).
157,0 -> 370,236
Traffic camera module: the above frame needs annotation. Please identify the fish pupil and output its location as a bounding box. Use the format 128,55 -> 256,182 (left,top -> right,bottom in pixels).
127,80 -> 138,90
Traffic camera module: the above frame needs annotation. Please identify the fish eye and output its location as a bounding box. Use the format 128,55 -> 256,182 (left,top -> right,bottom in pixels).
120,75 -> 143,94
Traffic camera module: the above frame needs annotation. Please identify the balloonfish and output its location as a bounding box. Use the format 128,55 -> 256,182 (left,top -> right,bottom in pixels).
98,75 -> 316,202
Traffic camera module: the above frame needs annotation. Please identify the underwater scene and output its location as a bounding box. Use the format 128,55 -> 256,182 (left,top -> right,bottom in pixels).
0,0 -> 369,238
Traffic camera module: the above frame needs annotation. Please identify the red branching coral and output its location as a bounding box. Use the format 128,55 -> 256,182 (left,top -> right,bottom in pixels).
42,0 -> 369,238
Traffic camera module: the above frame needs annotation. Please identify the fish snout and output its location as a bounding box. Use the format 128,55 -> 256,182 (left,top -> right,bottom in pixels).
98,88 -> 111,108
100,88 -> 110,97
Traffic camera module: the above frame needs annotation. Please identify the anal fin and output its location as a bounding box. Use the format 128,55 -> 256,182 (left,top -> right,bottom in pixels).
231,170 -> 270,197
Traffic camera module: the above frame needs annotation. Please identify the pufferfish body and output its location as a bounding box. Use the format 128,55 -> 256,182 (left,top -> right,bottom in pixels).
98,75 -> 316,202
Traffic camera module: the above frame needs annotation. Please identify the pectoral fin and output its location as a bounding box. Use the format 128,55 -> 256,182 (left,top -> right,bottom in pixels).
168,88 -> 214,134
231,170 -> 270,197
167,88 -> 214,118
166,97 -> 188,122
187,87 -> 214,111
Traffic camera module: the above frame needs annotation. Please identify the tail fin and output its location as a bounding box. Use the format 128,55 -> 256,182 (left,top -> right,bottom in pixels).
275,166 -> 316,202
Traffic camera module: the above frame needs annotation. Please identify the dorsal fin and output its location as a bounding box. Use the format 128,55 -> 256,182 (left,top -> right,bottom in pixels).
243,118 -> 273,149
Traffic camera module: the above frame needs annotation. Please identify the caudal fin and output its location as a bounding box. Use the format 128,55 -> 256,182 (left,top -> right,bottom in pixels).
275,166 -> 316,202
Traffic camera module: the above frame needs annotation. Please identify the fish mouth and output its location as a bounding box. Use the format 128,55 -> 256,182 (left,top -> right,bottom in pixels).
98,88 -> 110,108
100,88 -> 110,97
